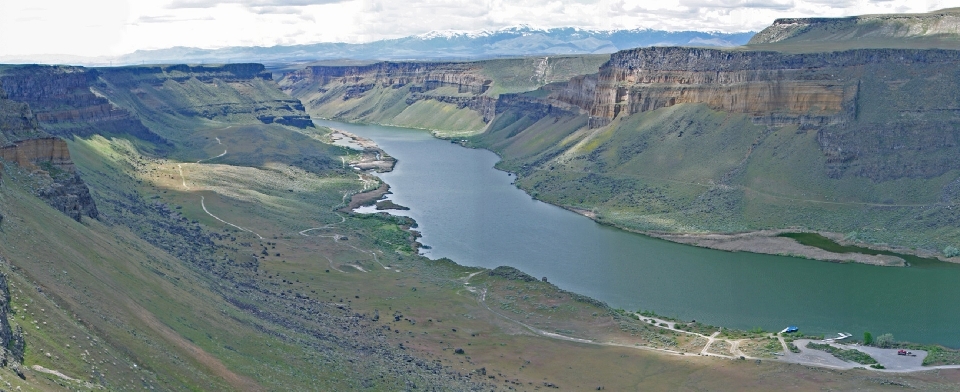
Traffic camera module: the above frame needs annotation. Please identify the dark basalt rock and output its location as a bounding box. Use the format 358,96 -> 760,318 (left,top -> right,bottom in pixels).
38,172 -> 99,222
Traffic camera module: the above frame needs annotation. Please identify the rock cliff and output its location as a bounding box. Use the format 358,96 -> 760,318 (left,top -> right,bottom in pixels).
0,137 -> 73,171
528,47 -> 960,180
0,84 -> 44,145
280,55 -> 609,134
97,64 -> 314,133
0,65 -> 169,146
537,47 -> 960,129
0,86 -> 99,222
0,137 -> 99,222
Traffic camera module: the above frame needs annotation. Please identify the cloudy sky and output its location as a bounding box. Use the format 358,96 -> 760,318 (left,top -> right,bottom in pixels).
1,0 -> 957,57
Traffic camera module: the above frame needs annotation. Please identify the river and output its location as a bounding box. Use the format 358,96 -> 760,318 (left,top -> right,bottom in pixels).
316,119 -> 960,348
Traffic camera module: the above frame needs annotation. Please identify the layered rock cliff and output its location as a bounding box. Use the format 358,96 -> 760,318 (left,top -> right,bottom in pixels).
97,64 -> 314,134
280,55 -> 609,134
579,47 -> 859,128
528,47 -> 960,181
0,137 -> 99,222
0,137 -> 72,171
0,66 -> 169,146
0,81 -> 99,222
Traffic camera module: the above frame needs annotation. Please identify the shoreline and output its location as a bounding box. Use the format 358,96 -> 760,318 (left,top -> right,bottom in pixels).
562,205 -> 956,267
324,118 -> 955,267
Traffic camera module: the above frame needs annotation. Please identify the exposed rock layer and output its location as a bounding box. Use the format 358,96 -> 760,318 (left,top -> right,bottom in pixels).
0,65 -> 169,144
98,64 -> 314,130
0,137 -> 73,171
542,47 -> 960,129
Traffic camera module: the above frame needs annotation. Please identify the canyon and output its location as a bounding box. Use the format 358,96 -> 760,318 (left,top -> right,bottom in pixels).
1,8 -> 960,391
284,46 -> 960,258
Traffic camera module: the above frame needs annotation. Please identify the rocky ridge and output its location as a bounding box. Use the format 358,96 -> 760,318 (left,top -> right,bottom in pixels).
0,65 -> 169,146
749,8 -> 960,45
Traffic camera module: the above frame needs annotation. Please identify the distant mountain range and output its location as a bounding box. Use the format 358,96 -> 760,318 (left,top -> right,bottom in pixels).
0,26 -> 755,66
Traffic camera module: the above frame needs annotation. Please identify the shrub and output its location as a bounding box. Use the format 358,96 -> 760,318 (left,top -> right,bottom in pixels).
944,246 -> 960,258
875,333 -> 895,348
863,331 -> 873,346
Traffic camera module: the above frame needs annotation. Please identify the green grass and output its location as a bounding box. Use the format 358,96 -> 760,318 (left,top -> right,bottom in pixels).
778,232 -> 944,266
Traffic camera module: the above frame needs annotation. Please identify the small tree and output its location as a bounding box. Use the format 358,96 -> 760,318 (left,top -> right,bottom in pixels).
875,333 -> 895,348
863,331 -> 873,346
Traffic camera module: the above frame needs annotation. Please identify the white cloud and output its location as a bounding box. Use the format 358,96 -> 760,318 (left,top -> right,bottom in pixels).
2,0 -> 960,57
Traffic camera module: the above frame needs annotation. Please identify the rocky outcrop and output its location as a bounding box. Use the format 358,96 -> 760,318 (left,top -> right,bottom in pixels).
0,83 -> 44,145
285,62 -> 494,121
480,46 -> 960,185
0,274 -> 25,372
0,137 -> 98,221
0,65 -> 170,145
545,47 -> 884,128
37,171 -> 99,222
522,47 -> 960,134
0,137 -> 73,171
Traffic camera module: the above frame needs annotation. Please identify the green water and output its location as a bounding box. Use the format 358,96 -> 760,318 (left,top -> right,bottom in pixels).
324,119 -> 960,348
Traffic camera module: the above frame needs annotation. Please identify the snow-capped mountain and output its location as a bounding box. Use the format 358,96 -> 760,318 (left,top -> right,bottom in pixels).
8,26 -> 755,66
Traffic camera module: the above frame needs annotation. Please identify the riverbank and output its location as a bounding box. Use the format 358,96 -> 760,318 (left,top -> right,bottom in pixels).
563,204 -> 956,267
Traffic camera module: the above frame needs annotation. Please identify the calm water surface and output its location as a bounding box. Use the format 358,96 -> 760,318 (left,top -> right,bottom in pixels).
317,119 -> 960,347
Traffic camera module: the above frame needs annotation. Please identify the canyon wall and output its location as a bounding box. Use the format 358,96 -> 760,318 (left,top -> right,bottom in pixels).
0,137 -> 73,171
289,62 -> 493,95
280,56 -> 609,133
0,137 -> 99,222
98,64 -> 314,130
544,47 -> 960,128
0,65 -> 169,145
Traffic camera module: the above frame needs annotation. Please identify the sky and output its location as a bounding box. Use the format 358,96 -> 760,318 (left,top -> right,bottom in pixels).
1,0 -> 959,57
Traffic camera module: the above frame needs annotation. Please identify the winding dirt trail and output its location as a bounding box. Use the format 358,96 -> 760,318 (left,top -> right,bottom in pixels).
177,147 -> 265,240
200,196 -> 263,239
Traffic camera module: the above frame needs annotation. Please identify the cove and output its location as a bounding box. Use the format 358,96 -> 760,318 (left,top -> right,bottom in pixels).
316,119 -> 960,348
